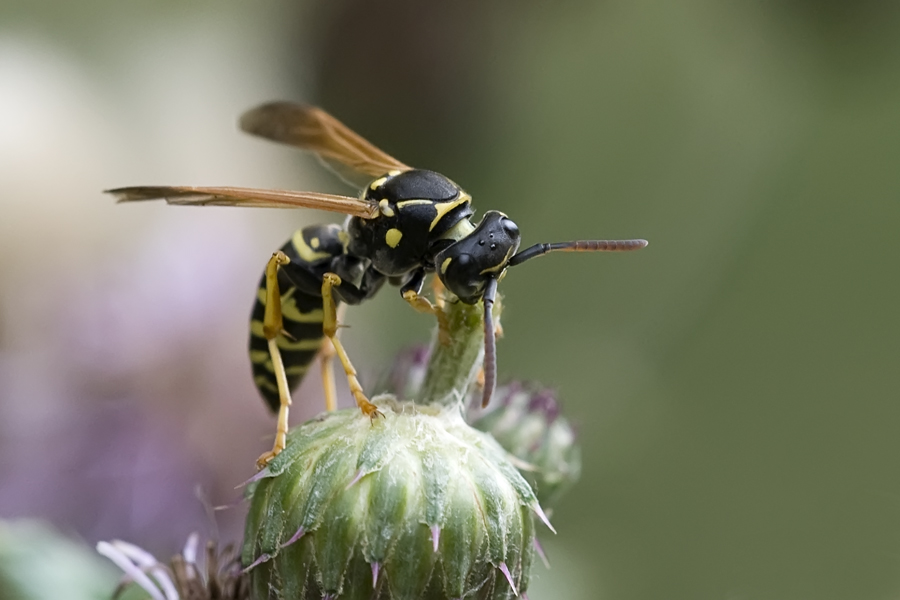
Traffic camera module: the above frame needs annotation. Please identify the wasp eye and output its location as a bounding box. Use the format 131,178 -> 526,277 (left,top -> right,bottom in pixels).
501,217 -> 519,237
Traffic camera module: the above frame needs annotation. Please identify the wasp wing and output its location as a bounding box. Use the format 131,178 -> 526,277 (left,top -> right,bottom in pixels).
107,186 -> 379,219
239,102 -> 411,179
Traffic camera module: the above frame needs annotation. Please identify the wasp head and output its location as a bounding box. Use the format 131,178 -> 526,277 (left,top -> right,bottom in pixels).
434,211 -> 521,304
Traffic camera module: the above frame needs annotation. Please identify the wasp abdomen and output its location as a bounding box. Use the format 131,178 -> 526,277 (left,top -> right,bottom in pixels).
248,225 -> 346,413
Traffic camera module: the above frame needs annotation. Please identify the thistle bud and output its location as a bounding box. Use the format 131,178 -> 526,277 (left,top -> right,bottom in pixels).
242,398 -> 549,599
467,384 -> 580,510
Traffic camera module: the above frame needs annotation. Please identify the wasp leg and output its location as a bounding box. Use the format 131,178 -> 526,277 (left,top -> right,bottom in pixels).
322,273 -> 382,419
319,304 -> 344,412
492,293 -> 504,339
257,251 -> 293,469
318,303 -> 347,412
431,275 -> 447,310
476,367 -> 486,388
401,270 -> 451,345
319,339 -> 337,412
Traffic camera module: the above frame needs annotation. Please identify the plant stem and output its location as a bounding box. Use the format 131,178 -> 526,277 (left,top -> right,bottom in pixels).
417,300 -> 487,408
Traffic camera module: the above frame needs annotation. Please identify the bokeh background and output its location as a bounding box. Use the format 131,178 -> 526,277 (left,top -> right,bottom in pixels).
2,1 -> 900,599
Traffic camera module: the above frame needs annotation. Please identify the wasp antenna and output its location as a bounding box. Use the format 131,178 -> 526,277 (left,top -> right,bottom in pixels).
481,278 -> 499,408
508,238 -> 648,267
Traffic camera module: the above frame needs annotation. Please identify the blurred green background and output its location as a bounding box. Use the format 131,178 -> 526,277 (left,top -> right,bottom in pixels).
2,1 -> 900,599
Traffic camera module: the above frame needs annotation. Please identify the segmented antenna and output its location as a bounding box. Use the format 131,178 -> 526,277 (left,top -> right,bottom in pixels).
508,238 -> 648,266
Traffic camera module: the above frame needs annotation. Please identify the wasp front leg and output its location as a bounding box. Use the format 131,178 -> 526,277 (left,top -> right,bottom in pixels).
431,274 -> 447,310
401,269 -> 451,345
256,251 -> 293,469
321,273 -> 382,420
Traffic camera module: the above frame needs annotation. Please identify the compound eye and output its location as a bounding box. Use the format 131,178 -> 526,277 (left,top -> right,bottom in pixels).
500,217 -> 519,237
440,253 -> 484,303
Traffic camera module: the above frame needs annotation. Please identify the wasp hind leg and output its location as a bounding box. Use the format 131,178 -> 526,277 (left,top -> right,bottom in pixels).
318,303 -> 347,412
256,251 -> 293,470
319,336 -> 338,413
401,270 -> 451,345
321,273 -> 382,419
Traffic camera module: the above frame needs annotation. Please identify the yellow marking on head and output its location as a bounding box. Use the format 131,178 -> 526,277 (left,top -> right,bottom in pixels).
396,199 -> 432,208
479,246 -> 516,275
379,199 -> 395,218
254,376 -> 279,394
291,230 -> 331,262
429,193 -> 471,232
249,350 -> 270,364
385,228 -> 403,248
276,336 -> 324,351
441,257 -> 452,274
310,237 -> 320,249
337,229 -> 350,250
388,169 -> 402,176
369,176 -> 388,190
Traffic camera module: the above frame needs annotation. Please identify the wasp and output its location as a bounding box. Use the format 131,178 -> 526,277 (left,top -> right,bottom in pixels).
107,102 -> 648,467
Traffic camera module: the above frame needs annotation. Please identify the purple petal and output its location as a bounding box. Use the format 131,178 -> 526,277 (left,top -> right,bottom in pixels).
96,542 -> 166,600
371,562 -> 380,587
527,390 -> 559,422
182,533 -> 200,565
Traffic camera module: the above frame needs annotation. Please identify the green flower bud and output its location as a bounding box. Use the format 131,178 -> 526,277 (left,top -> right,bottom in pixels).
242,398 -> 550,600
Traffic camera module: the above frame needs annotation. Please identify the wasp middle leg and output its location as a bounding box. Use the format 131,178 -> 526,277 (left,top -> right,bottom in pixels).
321,273 -> 382,419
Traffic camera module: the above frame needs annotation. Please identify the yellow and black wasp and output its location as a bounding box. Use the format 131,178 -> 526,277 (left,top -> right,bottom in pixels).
107,102 -> 648,467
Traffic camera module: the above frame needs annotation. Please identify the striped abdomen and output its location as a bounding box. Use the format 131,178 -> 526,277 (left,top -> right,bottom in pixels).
248,225 -> 345,412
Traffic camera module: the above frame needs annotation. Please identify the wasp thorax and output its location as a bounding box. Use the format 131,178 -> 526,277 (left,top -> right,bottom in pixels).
346,170 -> 473,277
435,211 -> 521,304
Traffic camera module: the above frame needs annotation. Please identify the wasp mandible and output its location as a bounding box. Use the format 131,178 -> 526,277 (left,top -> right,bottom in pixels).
107,102 -> 648,467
